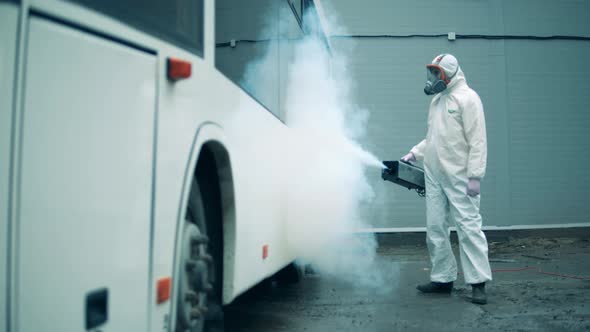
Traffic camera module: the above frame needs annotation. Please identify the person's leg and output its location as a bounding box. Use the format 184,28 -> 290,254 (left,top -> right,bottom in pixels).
425,172 -> 457,284
446,184 -> 491,283
445,177 -> 492,303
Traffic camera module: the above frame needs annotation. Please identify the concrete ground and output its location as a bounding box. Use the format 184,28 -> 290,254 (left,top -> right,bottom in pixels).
221,236 -> 590,332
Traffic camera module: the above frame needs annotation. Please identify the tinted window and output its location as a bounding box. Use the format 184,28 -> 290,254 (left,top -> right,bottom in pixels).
215,0 -> 308,119
289,0 -> 303,27
68,0 -> 203,55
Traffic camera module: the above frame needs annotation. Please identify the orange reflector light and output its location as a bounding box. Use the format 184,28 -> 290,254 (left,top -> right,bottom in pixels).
157,277 -> 172,304
262,245 -> 269,259
167,57 -> 191,81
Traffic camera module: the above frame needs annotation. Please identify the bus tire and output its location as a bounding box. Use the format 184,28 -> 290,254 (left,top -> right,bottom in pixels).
176,177 -> 222,332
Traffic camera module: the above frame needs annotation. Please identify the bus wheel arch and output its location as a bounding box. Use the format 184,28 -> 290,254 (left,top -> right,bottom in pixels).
194,139 -> 236,306
174,125 -> 236,331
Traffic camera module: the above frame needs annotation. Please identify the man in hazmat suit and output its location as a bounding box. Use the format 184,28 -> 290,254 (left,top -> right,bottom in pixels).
401,54 -> 491,304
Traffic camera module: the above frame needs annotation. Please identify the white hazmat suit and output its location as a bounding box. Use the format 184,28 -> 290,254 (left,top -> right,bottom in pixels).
410,54 -> 492,284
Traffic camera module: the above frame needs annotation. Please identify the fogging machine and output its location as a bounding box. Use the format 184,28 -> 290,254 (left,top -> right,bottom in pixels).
381,160 -> 426,197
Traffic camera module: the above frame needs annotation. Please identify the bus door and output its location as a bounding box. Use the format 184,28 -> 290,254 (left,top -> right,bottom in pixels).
17,15 -> 156,331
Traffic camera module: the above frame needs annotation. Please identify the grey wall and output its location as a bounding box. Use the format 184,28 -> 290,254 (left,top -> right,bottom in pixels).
326,0 -> 590,228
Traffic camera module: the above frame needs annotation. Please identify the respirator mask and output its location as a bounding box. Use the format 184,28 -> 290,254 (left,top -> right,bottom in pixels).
424,54 -> 458,95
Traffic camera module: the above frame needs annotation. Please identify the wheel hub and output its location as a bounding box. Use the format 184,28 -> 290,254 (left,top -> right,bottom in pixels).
177,222 -> 213,330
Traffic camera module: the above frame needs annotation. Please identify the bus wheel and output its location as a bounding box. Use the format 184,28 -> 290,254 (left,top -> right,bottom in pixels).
176,200 -> 215,331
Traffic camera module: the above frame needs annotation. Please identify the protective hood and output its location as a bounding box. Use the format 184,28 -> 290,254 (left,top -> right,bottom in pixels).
424,54 -> 464,95
444,67 -> 466,92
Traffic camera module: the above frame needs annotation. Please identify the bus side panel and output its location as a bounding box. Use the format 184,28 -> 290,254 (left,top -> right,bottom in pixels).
153,58 -> 296,307
0,4 -> 19,332
193,71 -> 296,301
17,16 -> 156,331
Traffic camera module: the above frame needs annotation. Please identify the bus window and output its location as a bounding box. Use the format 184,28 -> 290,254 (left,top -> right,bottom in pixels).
67,0 -> 204,56
215,0 -> 304,120
289,0 -> 303,27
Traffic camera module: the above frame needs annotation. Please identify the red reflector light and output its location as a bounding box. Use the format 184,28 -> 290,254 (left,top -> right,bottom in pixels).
262,245 -> 269,259
167,57 -> 191,81
157,277 -> 172,304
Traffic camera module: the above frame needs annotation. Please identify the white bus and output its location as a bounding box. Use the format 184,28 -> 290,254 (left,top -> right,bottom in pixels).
0,0 -> 330,331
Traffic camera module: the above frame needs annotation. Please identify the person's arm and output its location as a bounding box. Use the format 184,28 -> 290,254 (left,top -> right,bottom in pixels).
401,140 -> 425,162
463,92 -> 487,180
410,140 -> 427,161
